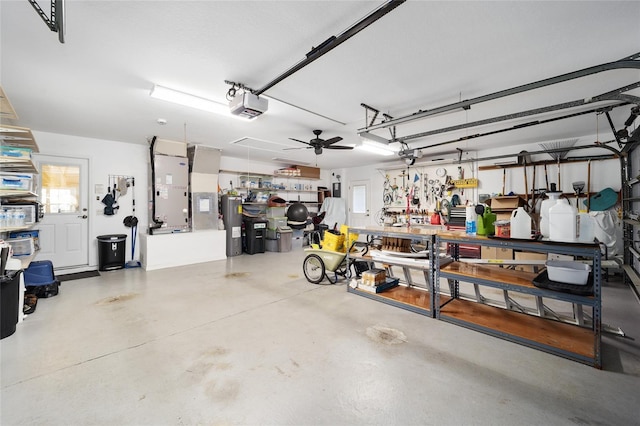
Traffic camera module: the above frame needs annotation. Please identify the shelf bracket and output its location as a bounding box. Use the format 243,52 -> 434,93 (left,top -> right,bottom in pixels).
27,0 -> 65,43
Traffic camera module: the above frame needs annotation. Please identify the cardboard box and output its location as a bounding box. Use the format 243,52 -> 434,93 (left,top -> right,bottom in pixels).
292,165 -> 320,179
547,253 -> 574,262
488,196 -> 529,221
514,251 -> 547,273
488,196 -> 526,211
481,246 -> 513,260
361,268 -> 387,286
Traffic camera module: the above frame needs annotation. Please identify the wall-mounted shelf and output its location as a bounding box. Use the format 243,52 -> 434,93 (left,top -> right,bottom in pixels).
0,125 -> 39,153
0,190 -> 38,198
0,86 -> 19,120
0,156 -> 38,174
220,169 -> 320,181
233,187 -> 318,194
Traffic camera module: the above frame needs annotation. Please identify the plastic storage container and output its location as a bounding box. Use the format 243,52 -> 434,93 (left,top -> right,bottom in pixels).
6,237 -> 34,256
322,230 -> 345,252
97,234 -> 127,271
577,212 -> 595,243
546,260 -> 591,285
265,238 -> 278,252
266,207 -> 286,218
24,260 -> 59,298
494,220 -> 510,238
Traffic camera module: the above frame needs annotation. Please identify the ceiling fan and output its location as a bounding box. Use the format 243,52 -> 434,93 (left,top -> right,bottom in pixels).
286,129 -> 353,155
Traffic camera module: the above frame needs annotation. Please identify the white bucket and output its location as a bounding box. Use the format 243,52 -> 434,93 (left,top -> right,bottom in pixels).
510,207 -> 531,239
549,199 -> 577,242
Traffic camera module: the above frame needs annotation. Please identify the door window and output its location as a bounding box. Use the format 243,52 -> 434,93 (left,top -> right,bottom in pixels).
352,184 -> 367,214
41,164 -> 80,214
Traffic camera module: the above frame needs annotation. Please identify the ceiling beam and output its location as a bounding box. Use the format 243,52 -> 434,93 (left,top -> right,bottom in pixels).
359,52 -> 640,133
253,0 -> 406,96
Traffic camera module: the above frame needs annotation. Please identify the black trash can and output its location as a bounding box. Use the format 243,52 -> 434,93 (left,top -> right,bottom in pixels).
1,270 -> 22,339
243,217 -> 268,255
97,234 -> 127,271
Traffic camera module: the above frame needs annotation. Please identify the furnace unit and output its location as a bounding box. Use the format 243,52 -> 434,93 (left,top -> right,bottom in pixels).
148,137 -> 190,235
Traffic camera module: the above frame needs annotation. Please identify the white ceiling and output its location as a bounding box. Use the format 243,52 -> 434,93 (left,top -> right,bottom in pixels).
1,1 -> 639,169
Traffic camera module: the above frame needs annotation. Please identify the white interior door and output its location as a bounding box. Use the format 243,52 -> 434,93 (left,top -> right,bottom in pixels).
349,180 -> 370,228
34,155 -> 89,270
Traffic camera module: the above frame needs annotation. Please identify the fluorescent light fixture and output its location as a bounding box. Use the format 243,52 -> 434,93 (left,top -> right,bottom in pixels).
358,131 -> 391,144
150,84 -> 236,117
272,157 -> 311,165
356,140 -> 398,156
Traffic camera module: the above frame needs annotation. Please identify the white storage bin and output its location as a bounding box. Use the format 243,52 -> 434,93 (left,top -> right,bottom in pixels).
545,260 -> 591,285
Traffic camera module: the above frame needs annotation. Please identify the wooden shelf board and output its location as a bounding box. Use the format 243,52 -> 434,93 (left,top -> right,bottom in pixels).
0,124 -> 38,152
441,261 -> 538,288
0,156 -> 38,173
351,284 -> 445,314
440,298 -> 594,359
373,285 -> 431,310
0,190 -> 37,198
0,86 -> 18,120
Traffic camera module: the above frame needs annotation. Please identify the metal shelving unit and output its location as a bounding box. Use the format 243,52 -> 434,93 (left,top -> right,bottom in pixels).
622,165 -> 640,301
346,226 -> 440,317
1,132 -> 40,236
436,231 -> 602,368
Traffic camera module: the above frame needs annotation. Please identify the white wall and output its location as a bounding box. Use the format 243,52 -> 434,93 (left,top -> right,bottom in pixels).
33,131 -> 333,267
32,129 -> 623,262
34,131 -> 149,268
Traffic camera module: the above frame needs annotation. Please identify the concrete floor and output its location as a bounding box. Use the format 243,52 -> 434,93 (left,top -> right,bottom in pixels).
2,250 -> 640,425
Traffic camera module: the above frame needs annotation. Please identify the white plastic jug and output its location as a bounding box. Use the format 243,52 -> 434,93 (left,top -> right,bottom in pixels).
577,212 -> 595,243
549,198 -> 577,242
540,191 -> 562,238
510,207 -> 531,239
